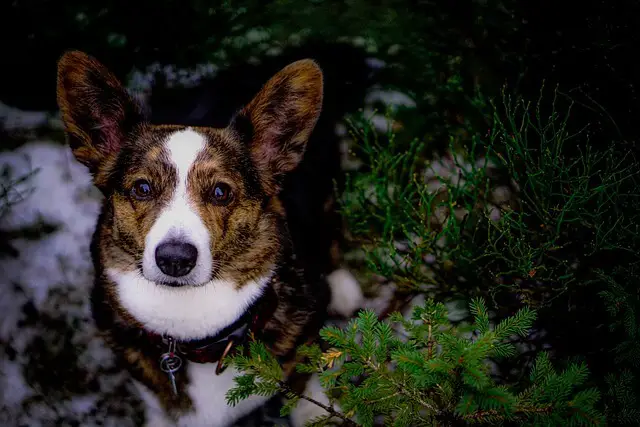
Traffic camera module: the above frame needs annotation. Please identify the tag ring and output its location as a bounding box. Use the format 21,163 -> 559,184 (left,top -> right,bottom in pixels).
215,339 -> 236,376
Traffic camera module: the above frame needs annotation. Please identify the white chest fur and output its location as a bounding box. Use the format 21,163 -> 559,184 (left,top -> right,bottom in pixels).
135,362 -> 269,427
178,363 -> 268,427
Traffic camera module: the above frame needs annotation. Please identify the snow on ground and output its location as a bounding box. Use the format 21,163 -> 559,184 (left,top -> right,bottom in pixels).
0,101 -> 62,131
0,141 -> 101,334
0,139 -> 144,426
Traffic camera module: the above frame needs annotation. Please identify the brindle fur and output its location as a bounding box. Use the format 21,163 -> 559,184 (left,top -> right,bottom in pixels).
57,51 -> 330,418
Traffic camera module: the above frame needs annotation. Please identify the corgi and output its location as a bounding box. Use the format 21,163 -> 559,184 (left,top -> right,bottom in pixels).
56,50 -> 363,426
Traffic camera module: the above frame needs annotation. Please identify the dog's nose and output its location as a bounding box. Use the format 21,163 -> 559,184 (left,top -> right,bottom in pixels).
155,241 -> 198,277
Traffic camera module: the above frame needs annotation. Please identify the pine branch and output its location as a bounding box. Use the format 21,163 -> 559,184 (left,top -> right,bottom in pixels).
363,359 -> 439,413
229,298 -> 603,425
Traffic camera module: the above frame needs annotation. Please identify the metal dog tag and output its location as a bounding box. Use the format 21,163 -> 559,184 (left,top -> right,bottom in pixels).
160,336 -> 182,397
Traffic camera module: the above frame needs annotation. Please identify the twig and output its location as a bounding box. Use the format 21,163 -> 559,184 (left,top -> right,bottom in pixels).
279,381 -> 358,426
365,392 -> 400,404
462,404 -> 553,421
426,322 -> 434,359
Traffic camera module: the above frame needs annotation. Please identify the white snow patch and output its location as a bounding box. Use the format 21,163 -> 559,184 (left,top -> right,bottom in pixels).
0,358 -> 34,407
361,282 -> 397,316
365,57 -> 386,70
68,394 -> 98,414
0,141 -> 101,333
289,374 -> 335,427
77,336 -> 116,371
363,110 -> 394,133
0,101 -> 61,131
327,268 -> 364,317
245,28 -> 270,44
491,185 -> 512,205
365,89 -> 416,109
338,138 -> 363,171
126,62 -> 218,93
387,44 -> 401,56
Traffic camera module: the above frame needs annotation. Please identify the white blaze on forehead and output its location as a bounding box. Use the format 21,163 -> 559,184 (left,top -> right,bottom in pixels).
165,128 -> 207,178
141,128 -> 212,286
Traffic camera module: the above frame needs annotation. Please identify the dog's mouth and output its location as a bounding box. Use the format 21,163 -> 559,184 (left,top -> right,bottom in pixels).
151,276 -> 206,288
157,280 -> 185,288
138,264 -> 220,288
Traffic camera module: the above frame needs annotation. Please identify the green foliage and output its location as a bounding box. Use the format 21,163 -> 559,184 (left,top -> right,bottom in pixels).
479,87 -> 640,303
340,108 -> 491,295
342,87 -> 639,298
227,299 -> 603,426
339,86 -> 640,422
225,341 -> 285,407
605,370 -> 640,424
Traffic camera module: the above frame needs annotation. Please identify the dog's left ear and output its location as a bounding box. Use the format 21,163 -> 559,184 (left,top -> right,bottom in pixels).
232,59 -> 323,194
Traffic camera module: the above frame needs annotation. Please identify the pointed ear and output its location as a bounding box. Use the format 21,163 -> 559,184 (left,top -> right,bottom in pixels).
232,59 -> 323,194
56,50 -> 143,173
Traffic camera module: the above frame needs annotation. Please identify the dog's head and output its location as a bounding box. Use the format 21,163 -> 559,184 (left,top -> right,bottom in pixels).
56,51 -> 323,336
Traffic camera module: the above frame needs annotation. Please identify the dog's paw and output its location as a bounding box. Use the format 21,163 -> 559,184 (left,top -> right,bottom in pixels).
327,268 -> 364,318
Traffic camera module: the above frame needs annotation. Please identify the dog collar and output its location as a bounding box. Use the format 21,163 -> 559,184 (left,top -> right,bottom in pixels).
146,308 -> 257,365
142,285 -> 277,396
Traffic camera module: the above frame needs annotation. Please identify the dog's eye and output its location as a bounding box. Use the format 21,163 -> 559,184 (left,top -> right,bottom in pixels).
210,183 -> 233,205
131,179 -> 153,200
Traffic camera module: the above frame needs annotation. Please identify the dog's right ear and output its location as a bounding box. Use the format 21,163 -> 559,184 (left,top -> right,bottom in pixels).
57,51 -> 143,173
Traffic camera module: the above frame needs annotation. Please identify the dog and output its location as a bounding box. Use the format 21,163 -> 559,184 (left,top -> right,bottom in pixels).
56,47 -> 365,427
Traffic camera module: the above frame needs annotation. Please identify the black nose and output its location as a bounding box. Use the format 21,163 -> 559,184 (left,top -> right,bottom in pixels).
155,241 -> 198,277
